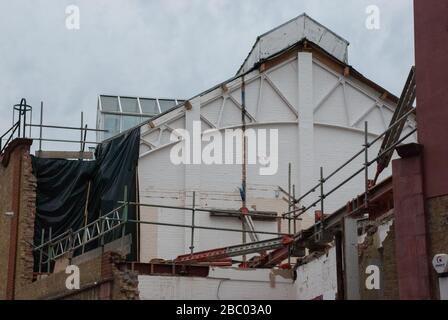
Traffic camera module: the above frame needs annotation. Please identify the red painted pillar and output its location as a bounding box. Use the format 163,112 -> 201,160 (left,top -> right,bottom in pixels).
392,149 -> 431,300
413,0 -> 448,299
414,0 -> 448,198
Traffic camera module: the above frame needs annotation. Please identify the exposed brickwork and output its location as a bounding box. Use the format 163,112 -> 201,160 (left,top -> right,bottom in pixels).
105,252 -> 139,300
427,195 -> 448,299
0,139 -> 35,299
15,148 -> 36,291
15,251 -> 139,300
0,151 -> 13,299
15,253 -> 103,299
112,267 -> 139,300
0,138 -> 139,300
359,214 -> 399,300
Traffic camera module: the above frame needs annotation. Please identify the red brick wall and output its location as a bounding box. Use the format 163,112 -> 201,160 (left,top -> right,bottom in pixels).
0,150 -> 13,299
427,195 -> 448,299
15,252 -> 139,300
0,139 -> 35,299
0,140 -> 139,300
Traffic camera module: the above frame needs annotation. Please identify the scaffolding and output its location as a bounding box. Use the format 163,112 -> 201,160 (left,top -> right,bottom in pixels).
32,101 -> 415,271
32,196 -> 290,273
16,67 -> 418,273
0,99 -> 32,154
0,99 -> 108,158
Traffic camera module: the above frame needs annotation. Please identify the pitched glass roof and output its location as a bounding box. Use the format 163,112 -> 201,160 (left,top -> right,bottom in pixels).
97,95 -> 185,140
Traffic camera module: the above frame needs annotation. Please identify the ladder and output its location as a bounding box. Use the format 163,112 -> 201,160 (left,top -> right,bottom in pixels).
374,66 -> 416,183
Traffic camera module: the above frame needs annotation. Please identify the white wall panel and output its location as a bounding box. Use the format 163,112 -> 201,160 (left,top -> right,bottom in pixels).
137,49 -> 414,290
138,261 -> 337,300
266,60 -> 299,111
295,248 -> 338,300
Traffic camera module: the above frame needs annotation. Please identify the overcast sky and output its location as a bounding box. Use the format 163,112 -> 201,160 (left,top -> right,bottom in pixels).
0,0 -> 414,150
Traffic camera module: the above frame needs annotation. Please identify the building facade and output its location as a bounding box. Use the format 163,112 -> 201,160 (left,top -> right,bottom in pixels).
134,14 -> 416,262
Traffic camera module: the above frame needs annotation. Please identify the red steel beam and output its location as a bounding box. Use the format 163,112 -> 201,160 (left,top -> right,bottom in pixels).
172,176 -> 394,269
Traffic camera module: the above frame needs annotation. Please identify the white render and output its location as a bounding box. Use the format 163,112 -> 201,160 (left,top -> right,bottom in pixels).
138,268 -> 297,300
137,51 -> 416,261
133,14 -> 416,299
138,252 -> 337,300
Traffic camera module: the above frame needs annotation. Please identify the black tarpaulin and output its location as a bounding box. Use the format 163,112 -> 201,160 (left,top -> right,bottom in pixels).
32,127 -> 140,265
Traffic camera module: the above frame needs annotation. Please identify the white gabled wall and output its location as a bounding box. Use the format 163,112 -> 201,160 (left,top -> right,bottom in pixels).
138,51 -> 415,265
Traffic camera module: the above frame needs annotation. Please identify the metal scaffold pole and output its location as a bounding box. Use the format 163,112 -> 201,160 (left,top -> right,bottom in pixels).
288,163 -> 291,235
190,191 -> 196,255
364,121 -> 369,209
293,184 -> 296,234
39,102 -> 43,152
121,186 -> 128,254
47,227 -> 52,273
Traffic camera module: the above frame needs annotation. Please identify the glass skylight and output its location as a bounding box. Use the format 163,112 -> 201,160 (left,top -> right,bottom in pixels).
97,95 -> 184,141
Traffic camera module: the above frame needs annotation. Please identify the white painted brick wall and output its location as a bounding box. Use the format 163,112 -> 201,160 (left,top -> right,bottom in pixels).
138,261 -> 337,300
138,54 -> 415,264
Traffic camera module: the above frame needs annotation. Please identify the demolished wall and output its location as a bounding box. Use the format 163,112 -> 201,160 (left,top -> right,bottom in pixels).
358,212 -> 399,299
15,252 -> 139,300
427,195 -> 448,298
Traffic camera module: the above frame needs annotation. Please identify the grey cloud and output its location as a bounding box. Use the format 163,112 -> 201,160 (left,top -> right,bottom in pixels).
0,0 -> 414,150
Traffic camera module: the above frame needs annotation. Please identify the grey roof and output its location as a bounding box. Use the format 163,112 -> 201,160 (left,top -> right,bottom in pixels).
237,13 -> 350,75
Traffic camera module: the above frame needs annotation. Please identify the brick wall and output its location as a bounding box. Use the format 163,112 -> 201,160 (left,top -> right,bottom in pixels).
15,146 -> 36,292
0,147 -> 13,299
15,253 -> 103,299
427,195 -> 448,299
359,214 -> 399,300
15,251 -> 139,300
0,139 -> 139,300
0,139 -> 35,299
